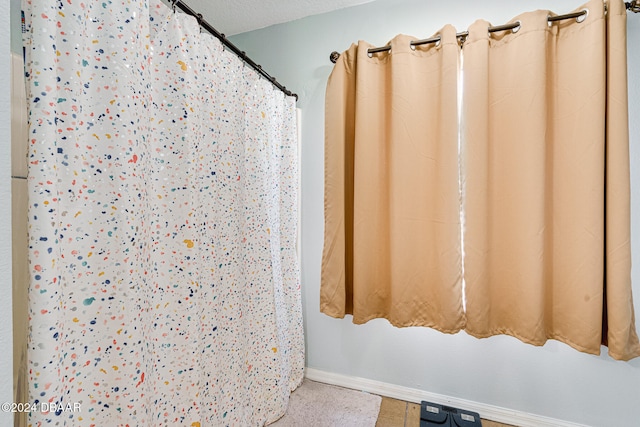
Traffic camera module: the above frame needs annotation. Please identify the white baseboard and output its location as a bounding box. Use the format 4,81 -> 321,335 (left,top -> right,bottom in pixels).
304,367 -> 589,427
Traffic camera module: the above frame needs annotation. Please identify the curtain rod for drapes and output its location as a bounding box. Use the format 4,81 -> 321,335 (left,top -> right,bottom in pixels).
171,0 -> 298,100
329,1 -> 640,63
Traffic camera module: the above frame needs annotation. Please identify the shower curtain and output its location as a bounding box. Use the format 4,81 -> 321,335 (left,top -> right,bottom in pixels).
23,0 -> 304,425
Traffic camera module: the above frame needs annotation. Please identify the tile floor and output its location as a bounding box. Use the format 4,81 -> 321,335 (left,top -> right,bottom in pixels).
375,397 -> 516,427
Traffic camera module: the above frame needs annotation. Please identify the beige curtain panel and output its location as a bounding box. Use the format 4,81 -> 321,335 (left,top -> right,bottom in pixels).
462,0 -> 639,360
322,0 -> 640,360
322,27 -> 465,332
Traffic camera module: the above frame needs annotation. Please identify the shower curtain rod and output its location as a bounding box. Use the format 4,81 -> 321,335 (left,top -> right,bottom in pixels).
329,1 -> 640,63
172,0 -> 298,100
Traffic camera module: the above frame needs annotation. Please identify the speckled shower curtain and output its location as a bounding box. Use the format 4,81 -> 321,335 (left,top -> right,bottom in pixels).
23,0 -> 304,425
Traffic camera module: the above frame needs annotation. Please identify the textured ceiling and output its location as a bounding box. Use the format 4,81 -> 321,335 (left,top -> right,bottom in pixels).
175,0 -> 376,35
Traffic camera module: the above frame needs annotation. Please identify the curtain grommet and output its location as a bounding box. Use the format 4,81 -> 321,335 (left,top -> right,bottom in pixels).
576,8 -> 589,23
487,21 -> 521,37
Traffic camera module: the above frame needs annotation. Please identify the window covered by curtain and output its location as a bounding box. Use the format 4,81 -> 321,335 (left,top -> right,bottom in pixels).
322,28 -> 465,332
23,0 -> 304,425
322,0 -> 640,360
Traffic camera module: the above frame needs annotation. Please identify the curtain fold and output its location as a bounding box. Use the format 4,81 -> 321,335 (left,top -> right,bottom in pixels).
603,0 -> 639,361
23,0 -> 304,425
462,0 -> 640,360
322,27 -> 464,332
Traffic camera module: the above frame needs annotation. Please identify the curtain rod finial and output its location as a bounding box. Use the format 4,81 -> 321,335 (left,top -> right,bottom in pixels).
626,1 -> 640,12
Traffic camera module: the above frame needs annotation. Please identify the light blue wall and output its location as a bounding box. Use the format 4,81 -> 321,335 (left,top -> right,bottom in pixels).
232,1 -> 640,426
10,0 -> 20,54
